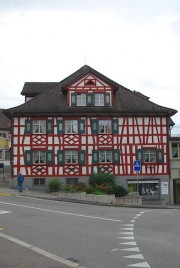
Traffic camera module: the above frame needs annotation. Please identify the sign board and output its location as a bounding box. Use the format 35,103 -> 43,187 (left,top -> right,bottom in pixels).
161,182 -> 168,195
0,163 -> 4,168
134,160 -> 141,172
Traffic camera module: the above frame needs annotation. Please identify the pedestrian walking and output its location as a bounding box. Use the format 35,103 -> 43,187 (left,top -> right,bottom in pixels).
17,171 -> 24,192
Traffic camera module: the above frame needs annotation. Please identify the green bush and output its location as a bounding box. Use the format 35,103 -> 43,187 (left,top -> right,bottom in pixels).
85,186 -> 96,194
106,185 -> 128,197
89,171 -> 115,186
48,179 -> 61,192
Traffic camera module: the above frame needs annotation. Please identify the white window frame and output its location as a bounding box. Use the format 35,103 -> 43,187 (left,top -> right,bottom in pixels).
77,93 -> 86,106
33,151 -> 46,164
95,93 -> 104,106
65,120 -> 78,134
99,120 -> 111,134
65,150 -> 78,164
172,142 -> 180,158
143,149 -> 156,163
99,150 -> 112,163
33,120 -> 46,134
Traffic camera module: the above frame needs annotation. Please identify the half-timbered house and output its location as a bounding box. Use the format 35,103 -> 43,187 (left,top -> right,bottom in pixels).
5,65 -> 177,203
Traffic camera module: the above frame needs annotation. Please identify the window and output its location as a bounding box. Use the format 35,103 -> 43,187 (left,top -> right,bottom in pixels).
137,148 -> 164,163
143,149 -> 156,163
33,151 -> 46,164
5,150 -> 10,160
77,94 -> 86,106
65,151 -> 78,164
33,120 -> 46,134
99,120 -> 111,134
0,132 -> 7,138
71,92 -> 111,107
0,150 -> 2,160
65,120 -> 78,134
66,178 -> 78,185
99,150 -> 112,163
95,93 -> 104,106
34,178 -> 45,185
172,143 -> 180,158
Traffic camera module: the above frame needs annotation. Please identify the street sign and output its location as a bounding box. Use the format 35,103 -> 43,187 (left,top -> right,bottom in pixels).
134,160 -> 141,172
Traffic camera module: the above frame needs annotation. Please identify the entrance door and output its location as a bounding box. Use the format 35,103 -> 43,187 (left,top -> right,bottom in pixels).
174,179 -> 180,204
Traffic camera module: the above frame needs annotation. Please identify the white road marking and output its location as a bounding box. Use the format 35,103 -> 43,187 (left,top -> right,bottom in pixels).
118,236 -> 134,240
0,232 -> 83,267
133,217 -> 138,219
0,210 -> 11,214
128,261 -> 151,267
119,228 -> 134,231
136,214 -> 141,216
121,224 -> 134,227
0,201 -> 122,222
119,232 -> 134,235
121,247 -> 140,252
110,248 -> 119,252
119,241 -> 137,246
131,220 -> 136,223
124,254 -> 144,259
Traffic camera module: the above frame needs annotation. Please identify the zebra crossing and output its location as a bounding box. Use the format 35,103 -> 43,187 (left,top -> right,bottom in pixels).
111,211 -> 151,267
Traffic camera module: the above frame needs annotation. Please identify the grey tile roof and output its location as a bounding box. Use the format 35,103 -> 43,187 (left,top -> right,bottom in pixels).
0,109 -> 11,130
21,82 -> 58,96
5,65 -> 177,118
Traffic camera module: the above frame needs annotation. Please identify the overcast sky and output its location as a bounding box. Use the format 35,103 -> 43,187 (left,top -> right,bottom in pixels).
0,0 -> 180,125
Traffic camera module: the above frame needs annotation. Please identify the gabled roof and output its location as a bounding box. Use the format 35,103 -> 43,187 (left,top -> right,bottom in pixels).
0,109 -> 11,130
60,65 -> 120,92
21,82 -> 58,97
4,65 -> 178,118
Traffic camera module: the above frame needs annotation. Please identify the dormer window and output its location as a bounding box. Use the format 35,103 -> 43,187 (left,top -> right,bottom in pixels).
70,92 -> 111,107
95,93 -> 104,106
77,93 -> 86,106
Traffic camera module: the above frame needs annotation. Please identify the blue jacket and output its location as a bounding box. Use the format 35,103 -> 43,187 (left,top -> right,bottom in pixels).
17,174 -> 24,183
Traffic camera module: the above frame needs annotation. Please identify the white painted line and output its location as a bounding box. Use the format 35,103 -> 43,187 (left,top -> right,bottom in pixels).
120,228 -> 134,231
0,232 -> 81,267
110,248 -> 119,252
0,210 -> 12,214
140,212 -> 145,214
131,220 -> 136,223
119,241 -> 137,246
136,214 -> 141,216
133,217 -> 138,219
0,201 -> 122,222
118,236 -> 134,240
119,232 -> 134,235
124,254 -> 144,259
121,247 -> 140,252
128,261 -> 151,267
121,224 -> 134,227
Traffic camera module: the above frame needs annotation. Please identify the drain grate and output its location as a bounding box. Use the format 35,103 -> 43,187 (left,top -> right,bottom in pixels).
67,257 -> 79,263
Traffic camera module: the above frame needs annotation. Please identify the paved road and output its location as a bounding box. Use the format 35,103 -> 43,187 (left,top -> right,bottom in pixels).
0,194 -> 180,268
0,236 -> 72,268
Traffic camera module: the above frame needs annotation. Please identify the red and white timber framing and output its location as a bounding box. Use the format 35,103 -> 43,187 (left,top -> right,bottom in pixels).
11,115 -> 169,178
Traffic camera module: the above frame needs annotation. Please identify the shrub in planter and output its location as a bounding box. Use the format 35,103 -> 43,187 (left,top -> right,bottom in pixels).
89,171 -> 115,186
106,185 -> 128,197
85,186 -> 96,194
74,182 -> 86,192
48,179 -> 61,192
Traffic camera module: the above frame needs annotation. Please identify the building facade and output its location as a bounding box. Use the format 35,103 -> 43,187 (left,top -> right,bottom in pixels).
0,109 -> 11,178
5,65 -> 177,203
169,128 -> 180,204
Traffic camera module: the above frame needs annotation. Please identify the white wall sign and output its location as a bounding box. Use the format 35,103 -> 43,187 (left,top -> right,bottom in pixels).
161,182 -> 168,195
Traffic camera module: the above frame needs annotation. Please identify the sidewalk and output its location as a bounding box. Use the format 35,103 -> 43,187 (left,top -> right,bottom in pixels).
0,235 -> 76,268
